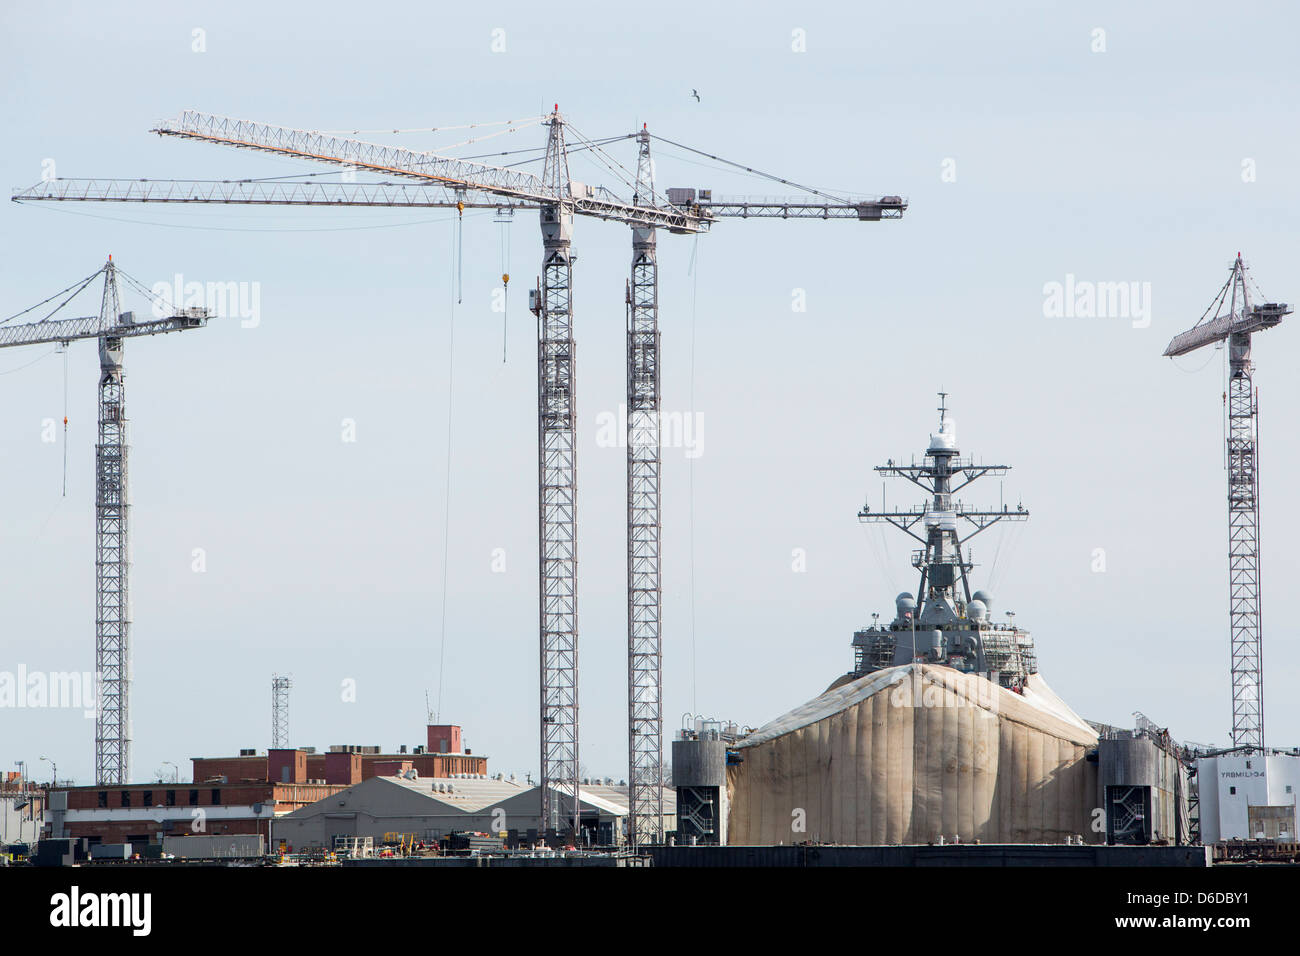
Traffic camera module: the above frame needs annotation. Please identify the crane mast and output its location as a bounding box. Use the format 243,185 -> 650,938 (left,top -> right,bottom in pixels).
535,111 -> 580,837
1165,254 -> 1290,751
94,262 -> 131,784
626,127 -> 663,849
2,258 -> 208,784
1226,320 -> 1261,750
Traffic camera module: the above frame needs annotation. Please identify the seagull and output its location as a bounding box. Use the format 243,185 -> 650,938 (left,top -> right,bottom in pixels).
690,89 -> 700,102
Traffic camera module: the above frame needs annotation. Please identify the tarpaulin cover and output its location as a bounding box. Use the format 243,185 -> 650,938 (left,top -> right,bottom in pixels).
726,664 -> 1100,845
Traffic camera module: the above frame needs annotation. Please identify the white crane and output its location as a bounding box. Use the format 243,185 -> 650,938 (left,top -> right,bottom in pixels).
1,258 -> 209,784
14,107 -> 905,842
1164,253 -> 1289,751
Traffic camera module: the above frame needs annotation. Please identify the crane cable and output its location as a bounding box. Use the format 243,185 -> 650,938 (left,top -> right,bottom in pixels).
117,266 -> 181,315
455,199 -> 464,304
688,235 -> 701,713
498,211 -> 511,363
434,216 -> 458,723
648,134 -> 856,205
61,344 -> 69,497
315,116 -> 546,136
1,267 -> 104,328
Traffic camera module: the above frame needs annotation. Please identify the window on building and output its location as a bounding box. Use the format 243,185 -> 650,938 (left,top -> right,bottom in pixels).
143,790 -> 153,806
165,790 -> 176,807
1229,786 -> 1237,795
1288,786 -> 1294,795
189,789 -> 199,806
96,791 -> 108,808
120,791 -> 131,807
211,789 -> 222,806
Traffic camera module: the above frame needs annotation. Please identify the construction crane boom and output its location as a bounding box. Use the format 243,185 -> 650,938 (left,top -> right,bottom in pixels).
150,110 -> 708,232
674,191 -> 907,220
0,309 -> 208,349
1164,254 -> 1290,751
13,178 -> 539,210
12,179 -> 908,219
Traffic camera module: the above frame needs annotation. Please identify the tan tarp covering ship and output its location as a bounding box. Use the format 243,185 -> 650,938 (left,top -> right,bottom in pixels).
726,663 -> 1100,845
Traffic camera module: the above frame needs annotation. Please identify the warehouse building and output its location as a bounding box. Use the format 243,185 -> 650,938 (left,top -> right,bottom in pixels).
1197,749 -> 1300,842
274,774 -> 676,849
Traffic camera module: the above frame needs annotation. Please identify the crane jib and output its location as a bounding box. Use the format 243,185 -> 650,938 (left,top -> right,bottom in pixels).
154,120 -> 709,231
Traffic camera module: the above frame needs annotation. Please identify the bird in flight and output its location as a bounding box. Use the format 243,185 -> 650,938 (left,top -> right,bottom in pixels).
690,89 -> 701,102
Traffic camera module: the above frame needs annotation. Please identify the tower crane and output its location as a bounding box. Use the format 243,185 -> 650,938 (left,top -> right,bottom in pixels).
13,107 -> 906,841
1,258 -> 209,784
1164,253 -> 1289,751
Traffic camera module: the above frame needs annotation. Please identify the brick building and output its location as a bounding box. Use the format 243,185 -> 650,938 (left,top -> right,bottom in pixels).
191,725 -> 485,786
46,780 -> 337,847
43,724 -> 486,850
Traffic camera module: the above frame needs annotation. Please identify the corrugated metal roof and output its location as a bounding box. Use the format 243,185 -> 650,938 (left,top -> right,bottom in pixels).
381,775 -> 530,813
376,776 -> 676,816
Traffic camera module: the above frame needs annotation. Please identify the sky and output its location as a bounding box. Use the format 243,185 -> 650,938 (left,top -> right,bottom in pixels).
1,1 -> 1298,786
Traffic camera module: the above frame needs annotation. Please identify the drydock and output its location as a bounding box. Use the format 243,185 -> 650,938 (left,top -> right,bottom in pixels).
671,399 -> 1197,860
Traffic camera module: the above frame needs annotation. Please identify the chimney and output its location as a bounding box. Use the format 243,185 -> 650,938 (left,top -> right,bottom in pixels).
426,724 -> 463,754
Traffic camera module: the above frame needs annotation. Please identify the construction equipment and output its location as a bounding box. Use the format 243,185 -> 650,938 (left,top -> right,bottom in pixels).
13,107 -> 905,841
1,258 -> 209,784
1164,253 -> 1290,751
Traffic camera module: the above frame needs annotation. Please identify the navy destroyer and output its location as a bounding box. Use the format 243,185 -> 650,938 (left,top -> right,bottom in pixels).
850,395 -> 1038,691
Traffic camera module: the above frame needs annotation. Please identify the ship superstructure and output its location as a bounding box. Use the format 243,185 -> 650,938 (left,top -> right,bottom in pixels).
853,395 -> 1037,690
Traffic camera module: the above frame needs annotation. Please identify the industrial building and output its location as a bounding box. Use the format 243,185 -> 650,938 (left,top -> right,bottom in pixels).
274,775 -> 675,850
44,778 -> 336,847
191,724 -> 485,785
1,772 -> 45,854
1093,719 -> 1190,845
1196,750 -> 1300,843
40,723 -> 486,850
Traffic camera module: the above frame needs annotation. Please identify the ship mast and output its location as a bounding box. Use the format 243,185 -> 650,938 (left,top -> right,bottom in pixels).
856,395 -> 1032,682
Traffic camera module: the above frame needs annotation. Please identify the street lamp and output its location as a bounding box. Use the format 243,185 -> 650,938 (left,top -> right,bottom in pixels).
161,761 -> 178,784
38,755 -> 56,788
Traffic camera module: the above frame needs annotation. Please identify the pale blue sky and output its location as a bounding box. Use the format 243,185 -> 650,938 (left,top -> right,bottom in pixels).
2,1 -> 1298,784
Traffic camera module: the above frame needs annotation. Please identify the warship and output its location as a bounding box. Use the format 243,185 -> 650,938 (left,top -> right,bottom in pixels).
850,395 -> 1038,690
